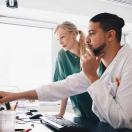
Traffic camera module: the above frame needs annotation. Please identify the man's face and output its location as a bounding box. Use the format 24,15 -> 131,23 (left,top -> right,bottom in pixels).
86,22 -> 107,56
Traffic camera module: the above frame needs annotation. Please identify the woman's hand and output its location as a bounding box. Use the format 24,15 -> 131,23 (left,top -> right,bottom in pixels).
54,113 -> 64,119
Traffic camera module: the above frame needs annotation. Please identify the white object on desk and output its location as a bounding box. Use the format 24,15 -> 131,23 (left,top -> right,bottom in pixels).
0,110 -> 16,132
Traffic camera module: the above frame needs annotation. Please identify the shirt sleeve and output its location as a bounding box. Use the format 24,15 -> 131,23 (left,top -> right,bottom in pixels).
36,71 -> 90,101
53,51 -> 65,82
87,57 -> 132,129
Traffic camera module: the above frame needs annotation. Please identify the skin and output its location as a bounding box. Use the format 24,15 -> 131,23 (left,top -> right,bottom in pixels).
81,22 -> 121,83
55,27 -> 80,56
0,90 -> 38,103
0,22 -> 121,105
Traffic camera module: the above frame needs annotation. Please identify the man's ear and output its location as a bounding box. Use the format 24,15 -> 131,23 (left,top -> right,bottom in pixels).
106,29 -> 116,42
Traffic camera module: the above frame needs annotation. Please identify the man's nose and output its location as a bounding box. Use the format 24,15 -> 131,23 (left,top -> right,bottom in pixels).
86,35 -> 91,44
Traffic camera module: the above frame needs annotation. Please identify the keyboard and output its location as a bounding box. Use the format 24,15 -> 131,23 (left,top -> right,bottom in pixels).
40,114 -> 79,130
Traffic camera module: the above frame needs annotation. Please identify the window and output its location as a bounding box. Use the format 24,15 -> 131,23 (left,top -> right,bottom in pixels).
0,22 -> 54,91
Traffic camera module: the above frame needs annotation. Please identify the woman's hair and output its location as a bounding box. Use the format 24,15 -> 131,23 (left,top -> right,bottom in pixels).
54,21 -> 86,55
90,12 -> 125,42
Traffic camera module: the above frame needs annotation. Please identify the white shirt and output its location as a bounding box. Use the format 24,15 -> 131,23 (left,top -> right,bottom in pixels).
36,44 -> 132,129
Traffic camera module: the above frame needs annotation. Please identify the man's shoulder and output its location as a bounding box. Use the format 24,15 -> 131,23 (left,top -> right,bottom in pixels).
120,45 -> 132,66
120,45 -> 132,58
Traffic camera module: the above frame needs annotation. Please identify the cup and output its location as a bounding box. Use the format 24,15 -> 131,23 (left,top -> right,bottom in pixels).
0,111 -> 16,132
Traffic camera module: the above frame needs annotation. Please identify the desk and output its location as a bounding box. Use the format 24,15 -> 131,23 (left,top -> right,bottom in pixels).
16,121 -> 53,132
15,100 -> 74,132
15,101 -> 132,132
15,112 -> 132,132
15,112 -> 75,132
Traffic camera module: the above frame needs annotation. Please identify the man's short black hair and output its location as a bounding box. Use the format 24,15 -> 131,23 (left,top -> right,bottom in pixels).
90,13 -> 125,42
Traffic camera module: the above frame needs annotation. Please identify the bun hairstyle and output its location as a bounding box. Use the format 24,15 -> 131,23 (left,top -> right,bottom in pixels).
90,12 -> 125,42
117,17 -> 125,29
54,21 -> 86,55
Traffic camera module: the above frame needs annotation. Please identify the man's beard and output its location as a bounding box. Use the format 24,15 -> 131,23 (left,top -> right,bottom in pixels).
93,43 -> 106,56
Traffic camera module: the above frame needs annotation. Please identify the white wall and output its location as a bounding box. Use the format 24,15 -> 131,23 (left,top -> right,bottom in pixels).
0,0 -> 132,83
126,32 -> 132,47
0,0 -> 132,23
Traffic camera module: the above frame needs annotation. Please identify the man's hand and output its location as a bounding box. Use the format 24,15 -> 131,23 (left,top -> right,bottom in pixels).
0,90 -> 38,104
0,91 -> 16,104
80,47 -> 100,83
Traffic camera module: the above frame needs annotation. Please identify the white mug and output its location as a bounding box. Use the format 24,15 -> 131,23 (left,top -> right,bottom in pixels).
0,111 -> 16,132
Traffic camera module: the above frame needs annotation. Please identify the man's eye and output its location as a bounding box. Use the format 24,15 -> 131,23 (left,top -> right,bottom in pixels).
89,32 -> 94,36
61,36 -> 64,39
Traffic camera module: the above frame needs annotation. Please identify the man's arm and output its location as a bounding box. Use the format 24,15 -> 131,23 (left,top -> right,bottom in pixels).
87,58 -> 132,129
0,90 -> 38,104
36,72 -> 89,101
0,72 -> 89,104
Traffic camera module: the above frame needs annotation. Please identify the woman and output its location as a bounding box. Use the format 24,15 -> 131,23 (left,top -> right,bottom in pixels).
53,21 -> 99,123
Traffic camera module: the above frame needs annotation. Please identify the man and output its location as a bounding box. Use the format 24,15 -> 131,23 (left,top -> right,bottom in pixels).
0,13 -> 132,129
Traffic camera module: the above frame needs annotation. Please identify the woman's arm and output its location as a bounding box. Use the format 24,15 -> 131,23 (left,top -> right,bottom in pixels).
56,98 -> 68,118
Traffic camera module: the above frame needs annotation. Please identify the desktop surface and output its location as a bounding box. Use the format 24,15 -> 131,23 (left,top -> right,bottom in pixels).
15,111 -> 132,132
15,101 -> 132,132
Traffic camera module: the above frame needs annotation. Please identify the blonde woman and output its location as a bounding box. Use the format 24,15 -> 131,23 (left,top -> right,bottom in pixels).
53,21 -> 99,123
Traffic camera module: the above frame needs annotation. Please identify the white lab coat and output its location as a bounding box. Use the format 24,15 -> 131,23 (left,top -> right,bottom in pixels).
36,44 -> 132,129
